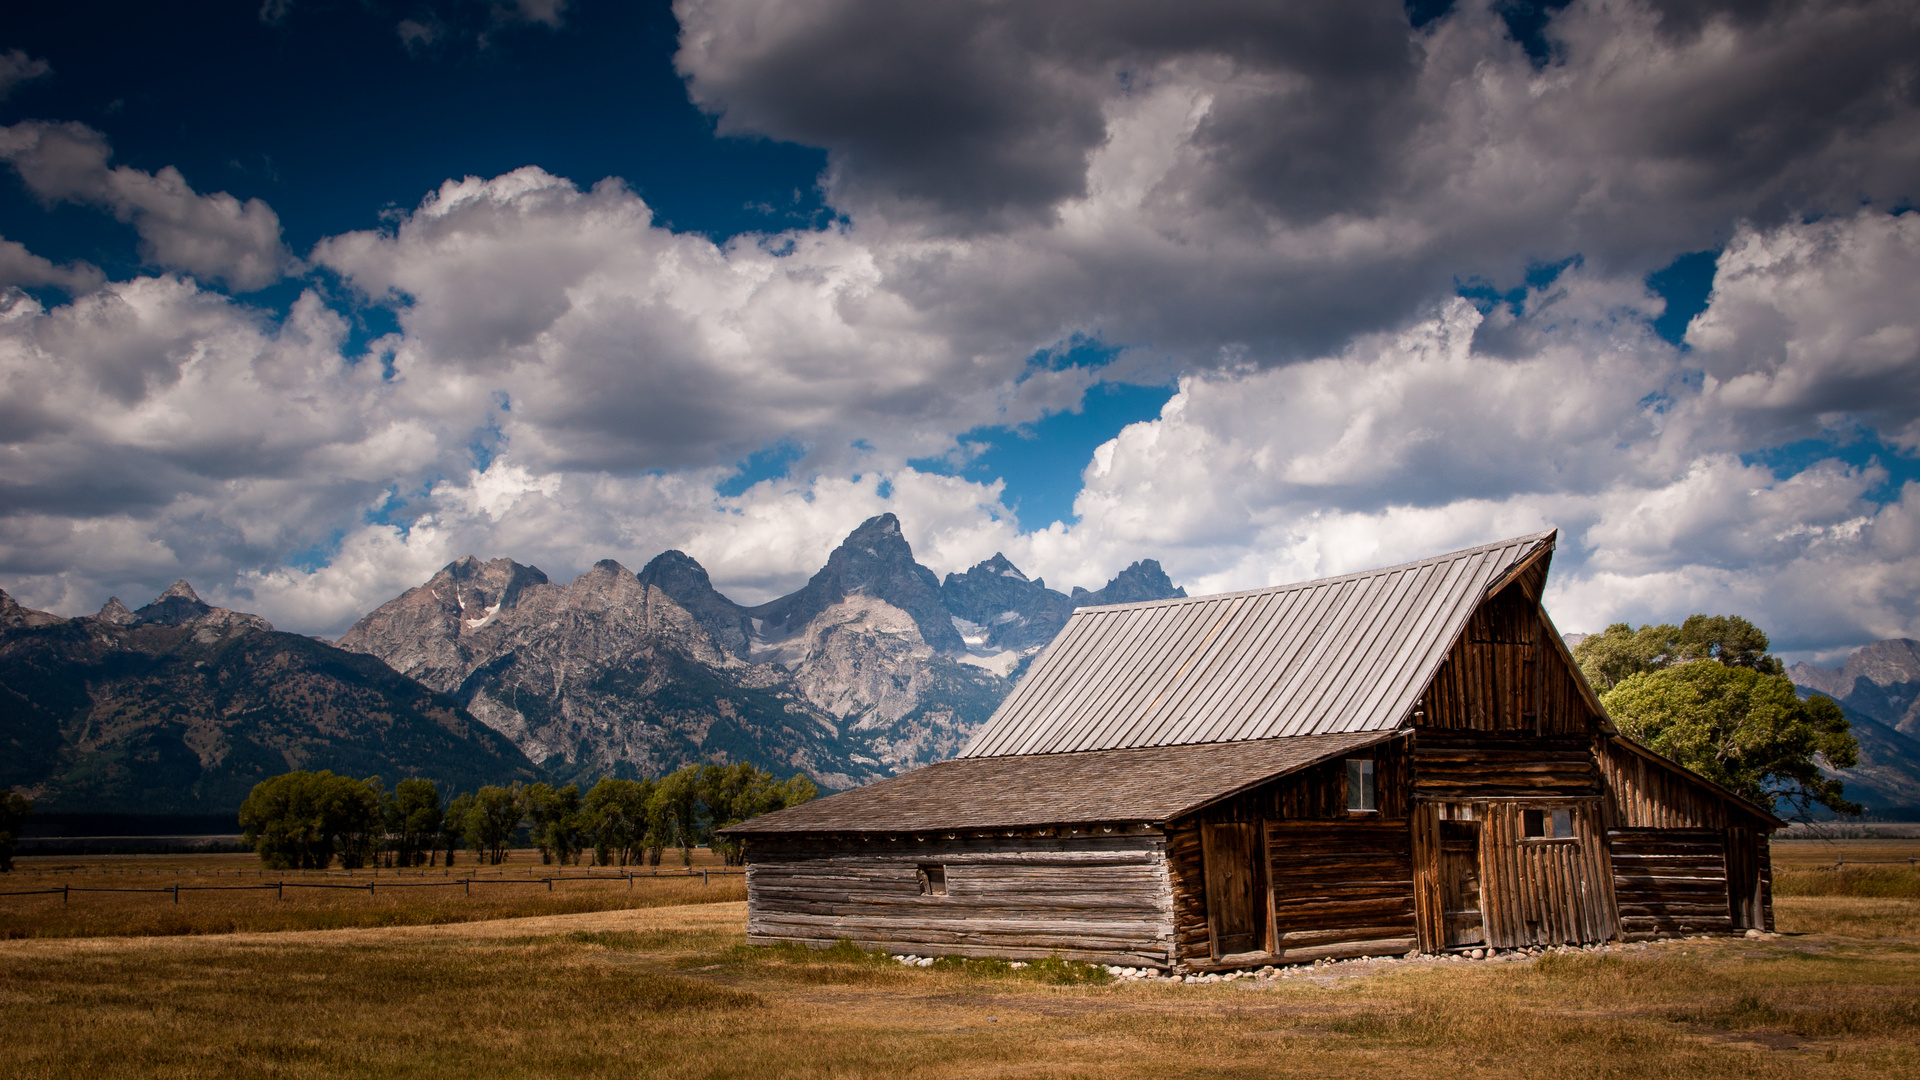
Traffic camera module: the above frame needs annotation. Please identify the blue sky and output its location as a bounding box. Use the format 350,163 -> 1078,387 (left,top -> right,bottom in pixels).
1,0 -> 1917,662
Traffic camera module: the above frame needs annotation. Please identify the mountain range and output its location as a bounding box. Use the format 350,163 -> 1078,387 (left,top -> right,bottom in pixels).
0,583 -> 539,815
1,514 -> 1186,812
335,513 -> 1184,789
1791,640 -> 1920,816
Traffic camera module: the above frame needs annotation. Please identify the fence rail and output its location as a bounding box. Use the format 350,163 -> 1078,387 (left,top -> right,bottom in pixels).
0,867 -> 745,904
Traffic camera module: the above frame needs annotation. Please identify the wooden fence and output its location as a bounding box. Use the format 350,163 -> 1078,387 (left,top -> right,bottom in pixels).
0,867 -> 744,903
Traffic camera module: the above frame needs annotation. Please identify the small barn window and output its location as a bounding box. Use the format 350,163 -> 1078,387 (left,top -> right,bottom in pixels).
1524,808 -> 1576,840
918,864 -> 947,896
1346,759 -> 1376,812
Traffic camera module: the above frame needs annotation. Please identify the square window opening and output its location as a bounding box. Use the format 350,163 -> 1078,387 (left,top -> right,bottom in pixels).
1551,808 -> 1572,839
919,864 -> 947,897
1346,758 -> 1376,812
1523,809 -> 1546,838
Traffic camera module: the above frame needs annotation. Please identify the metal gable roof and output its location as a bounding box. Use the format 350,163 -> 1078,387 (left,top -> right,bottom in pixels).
961,530 -> 1558,758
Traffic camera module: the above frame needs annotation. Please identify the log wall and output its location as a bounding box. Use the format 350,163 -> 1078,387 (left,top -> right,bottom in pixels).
1266,820 -> 1416,963
1412,731 -> 1600,799
744,834 -> 1175,966
1607,828 -> 1732,939
1175,738 -> 1418,967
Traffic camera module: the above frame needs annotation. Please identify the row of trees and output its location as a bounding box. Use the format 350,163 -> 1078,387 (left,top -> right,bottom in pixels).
1572,613 -> 1860,818
238,763 -> 815,871
0,791 -> 32,872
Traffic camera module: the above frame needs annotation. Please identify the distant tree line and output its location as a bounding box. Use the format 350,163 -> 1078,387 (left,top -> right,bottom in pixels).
237,764 -> 815,871
1573,613 -> 1859,818
0,791 -> 32,872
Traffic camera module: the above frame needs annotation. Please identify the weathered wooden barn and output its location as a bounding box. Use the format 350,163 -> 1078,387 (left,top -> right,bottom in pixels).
722,531 -> 1781,970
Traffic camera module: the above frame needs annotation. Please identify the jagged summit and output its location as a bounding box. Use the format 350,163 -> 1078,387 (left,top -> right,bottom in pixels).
0,588 -> 64,629
157,580 -> 201,603
95,597 -> 134,624
121,581 -> 274,632
750,513 -> 963,653
639,549 -> 754,659
1792,638 -> 1920,736
1070,559 -> 1188,608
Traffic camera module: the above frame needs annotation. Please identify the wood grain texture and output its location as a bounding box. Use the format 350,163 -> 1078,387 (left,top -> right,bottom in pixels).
744,834 -> 1176,966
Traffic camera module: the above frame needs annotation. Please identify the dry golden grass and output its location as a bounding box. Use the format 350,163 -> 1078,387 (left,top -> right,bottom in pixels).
3,842 -> 1917,1078
2,899 -> 1916,1079
0,849 -> 743,939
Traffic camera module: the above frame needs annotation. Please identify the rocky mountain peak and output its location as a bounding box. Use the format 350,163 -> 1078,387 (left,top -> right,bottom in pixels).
95,597 -> 135,624
0,588 -> 64,629
751,514 -> 962,654
1792,637 -> 1920,736
1070,559 -> 1188,608
128,582 -> 274,633
638,550 -> 753,659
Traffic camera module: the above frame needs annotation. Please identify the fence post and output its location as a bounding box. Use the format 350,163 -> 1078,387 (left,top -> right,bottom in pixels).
702,869 -> 708,886
368,882 -> 376,898
172,884 -> 179,905
277,882 -> 283,901
62,884 -> 68,905
464,879 -> 469,896
546,878 -> 553,892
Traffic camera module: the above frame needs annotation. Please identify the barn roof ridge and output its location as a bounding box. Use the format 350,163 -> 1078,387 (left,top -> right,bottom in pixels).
959,529 -> 1560,758
1062,528 -> 1561,617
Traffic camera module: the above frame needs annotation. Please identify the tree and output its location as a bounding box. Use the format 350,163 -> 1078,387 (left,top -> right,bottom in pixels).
384,778 -> 444,868
239,771 -> 384,870
1574,613 -> 1784,691
584,777 -> 653,866
650,767 -> 703,866
441,792 -> 474,866
700,764 -> 816,866
521,783 -> 588,866
1604,661 -> 1860,818
464,784 -> 523,865
0,791 -> 32,873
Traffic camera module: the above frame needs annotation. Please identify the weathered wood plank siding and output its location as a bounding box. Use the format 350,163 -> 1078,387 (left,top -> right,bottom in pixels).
744,835 -> 1175,966
1267,820 -> 1416,962
1176,736 -> 1417,965
1167,825 -> 1209,963
1607,828 -> 1733,939
1412,731 -> 1600,798
1412,584 -> 1598,736
1476,800 -> 1617,946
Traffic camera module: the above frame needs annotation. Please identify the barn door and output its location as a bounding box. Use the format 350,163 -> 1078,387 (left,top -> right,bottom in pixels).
1439,821 -> 1485,948
1202,822 -> 1268,958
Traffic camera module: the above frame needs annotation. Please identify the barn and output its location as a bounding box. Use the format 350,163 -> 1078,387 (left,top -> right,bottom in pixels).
720,530 -> 1781,971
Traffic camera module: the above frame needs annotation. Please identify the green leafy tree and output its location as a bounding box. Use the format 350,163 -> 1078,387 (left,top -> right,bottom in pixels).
584,777 -> 653,866
441,792 -> 474,866
327,774 -> 385,870
699,763 -> 817,866
1604,661 -> 1860,818
0,791 -> 33,873
384,778 -> 444,868
464,784 -> 523,865
239,771 -> 384,870
1574,613 -> 1785,691
650,767 -> 703,866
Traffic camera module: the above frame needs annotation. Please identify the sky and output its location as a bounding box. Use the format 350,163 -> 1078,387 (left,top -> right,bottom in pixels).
1,0 -> 1917,664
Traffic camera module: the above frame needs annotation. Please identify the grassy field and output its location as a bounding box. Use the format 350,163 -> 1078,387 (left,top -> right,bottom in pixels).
1,843 -> 1916,1079
0,849 -> 743,938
